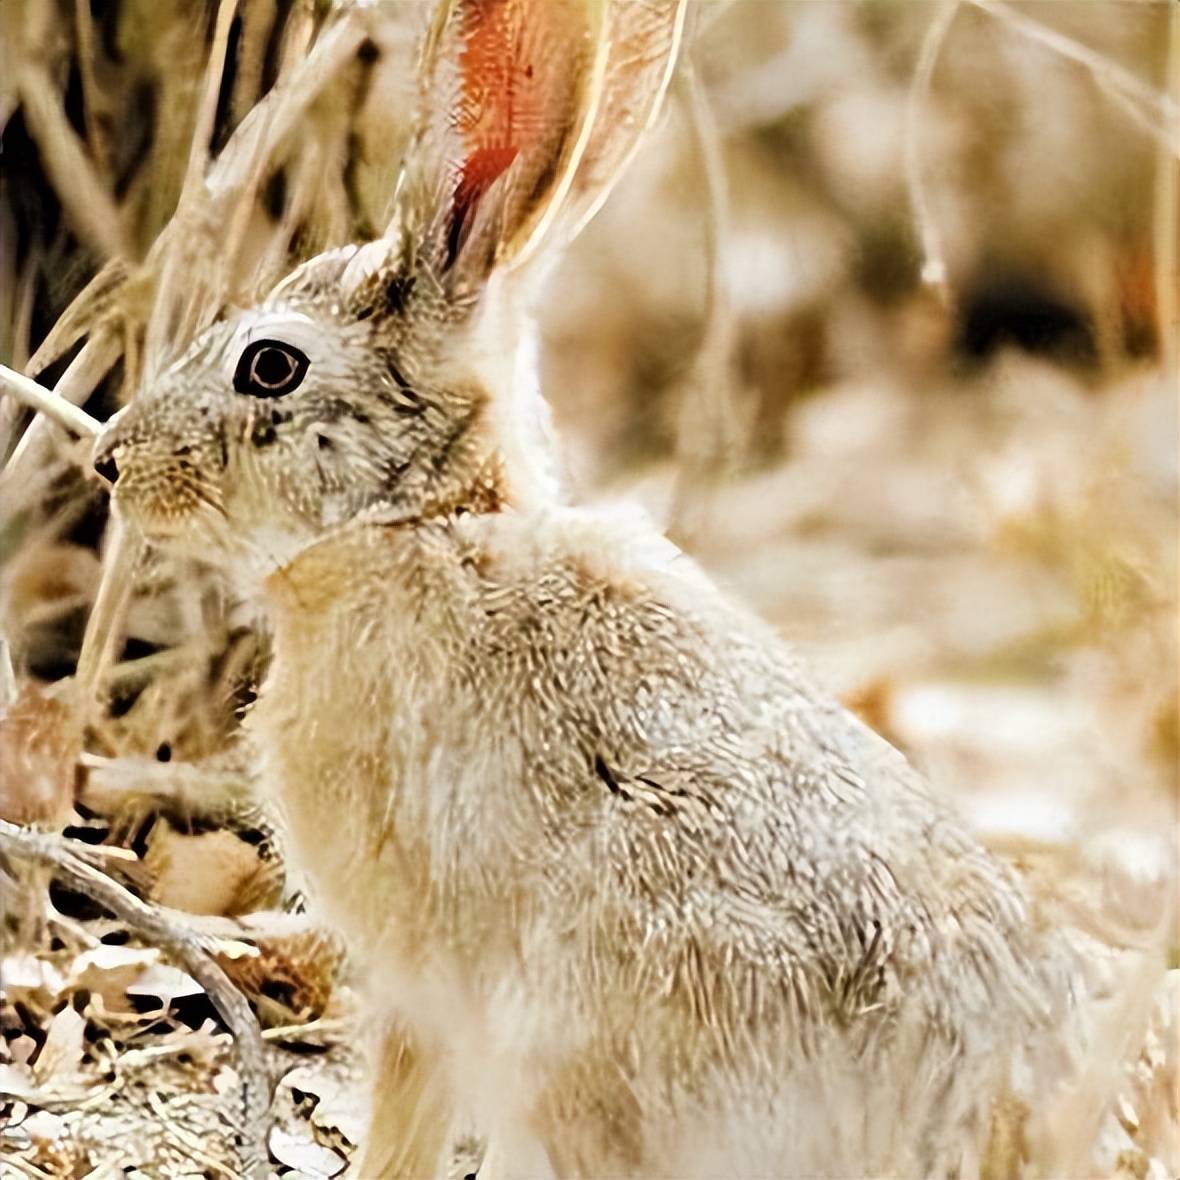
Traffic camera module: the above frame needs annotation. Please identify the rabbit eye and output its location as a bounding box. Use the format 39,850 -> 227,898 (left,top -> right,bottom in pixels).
234,339 -> 309,398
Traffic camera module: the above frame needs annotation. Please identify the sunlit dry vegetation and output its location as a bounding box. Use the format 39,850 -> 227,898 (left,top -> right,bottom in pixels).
0,1 -> 1176,1176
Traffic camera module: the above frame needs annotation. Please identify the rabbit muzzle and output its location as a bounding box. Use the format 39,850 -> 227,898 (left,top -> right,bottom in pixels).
93,402 -> 231,548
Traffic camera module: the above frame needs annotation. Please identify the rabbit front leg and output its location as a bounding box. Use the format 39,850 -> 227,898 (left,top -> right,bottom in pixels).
354,1018 -> 452,1179
476,1126 -> 556,1180
526,1055 -> 648,1180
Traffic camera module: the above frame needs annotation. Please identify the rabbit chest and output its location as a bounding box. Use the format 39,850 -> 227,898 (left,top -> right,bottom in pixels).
249,524 -> 555,1020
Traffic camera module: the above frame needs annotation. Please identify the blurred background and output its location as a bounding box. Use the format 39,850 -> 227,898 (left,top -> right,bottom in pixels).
553,0 -> 1178,859
0,1 -> 1176,1175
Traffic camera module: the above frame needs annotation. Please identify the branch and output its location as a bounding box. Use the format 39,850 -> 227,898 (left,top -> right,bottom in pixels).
0,818 -> 272,1179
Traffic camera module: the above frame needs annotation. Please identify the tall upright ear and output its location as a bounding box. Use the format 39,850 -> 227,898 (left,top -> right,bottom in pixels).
561,1 -> 689,241
398,0 -> 686,293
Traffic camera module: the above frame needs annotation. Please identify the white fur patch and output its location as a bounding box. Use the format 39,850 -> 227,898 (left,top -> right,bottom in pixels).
216,308 -> 343,382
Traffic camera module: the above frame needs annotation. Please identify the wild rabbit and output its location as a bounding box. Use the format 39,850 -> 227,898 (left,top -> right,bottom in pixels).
93,1 -> 1077,1175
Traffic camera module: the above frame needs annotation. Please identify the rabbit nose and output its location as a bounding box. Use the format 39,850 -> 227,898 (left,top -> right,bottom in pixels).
93,447 -> 119,484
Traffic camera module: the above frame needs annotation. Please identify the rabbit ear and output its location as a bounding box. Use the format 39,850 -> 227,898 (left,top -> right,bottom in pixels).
559,1 -> 689,242
394,0 -> 685,291
334,1 -> 685,324
403,0 -> 603,285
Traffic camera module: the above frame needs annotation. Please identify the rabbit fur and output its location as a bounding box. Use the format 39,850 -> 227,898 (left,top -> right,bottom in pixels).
94,2 -> 1082,1175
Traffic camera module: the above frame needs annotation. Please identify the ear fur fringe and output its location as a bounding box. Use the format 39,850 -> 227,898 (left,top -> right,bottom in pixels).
403,0 -> 686,288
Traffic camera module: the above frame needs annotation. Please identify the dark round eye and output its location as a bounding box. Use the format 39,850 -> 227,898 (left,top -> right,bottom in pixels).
233,339 -> 309,398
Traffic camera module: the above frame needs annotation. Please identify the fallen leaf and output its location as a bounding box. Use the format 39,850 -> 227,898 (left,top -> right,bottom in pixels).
8,1035 -> 37,1065
69,944 -> 172,1015
269,1125 -> 347,1177
0,1061 -> 39,1100
70,943 -> 159,989
0,952 -> 67,1000
279,1062 -> 366,1154
32,1005 -> 86,1085
125,960 -> 204,1007
21,1108 -> 69,1142
2,1098 -> 28,1127
145,820 -> 272,916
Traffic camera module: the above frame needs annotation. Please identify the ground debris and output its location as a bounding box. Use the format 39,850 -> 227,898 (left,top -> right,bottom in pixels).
1,818 -> 361,1178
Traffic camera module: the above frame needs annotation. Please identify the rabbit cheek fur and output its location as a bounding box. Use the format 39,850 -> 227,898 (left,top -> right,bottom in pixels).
247,506 -> 1063,1180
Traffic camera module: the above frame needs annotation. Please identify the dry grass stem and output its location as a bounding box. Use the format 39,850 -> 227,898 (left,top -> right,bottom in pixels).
0,363 -> 104,439
3,330 -> 121,472
73,521 -> 146,722
905,0 -> 959,299
144,10 -> 371,367
1153,7 -> 1178,374
71,0 -> 110,178
183,0 -> 241,199
0,637 -> 16,708
669,61 -> 741,538
23,259 -> 130,379
14,64 -> 128,261
966,0 -> 1179,156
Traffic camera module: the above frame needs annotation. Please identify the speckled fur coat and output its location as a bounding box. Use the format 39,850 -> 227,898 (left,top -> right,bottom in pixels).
253,507 -> 1064,1178
93,2 -> 1076,1175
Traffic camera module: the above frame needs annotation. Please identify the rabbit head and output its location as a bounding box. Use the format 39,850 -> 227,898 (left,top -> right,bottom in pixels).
93,0 -> 686,580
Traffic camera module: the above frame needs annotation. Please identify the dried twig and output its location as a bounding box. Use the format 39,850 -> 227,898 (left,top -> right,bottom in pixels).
0,818 -> 272,1179
965,0 -> 1178,157
905,0 -> 959,302
74,520 -> 146,721
14,63 -> 129,261
261,1016 -> 347,1043
669,61 -> 741,540
0,364 -> 103,439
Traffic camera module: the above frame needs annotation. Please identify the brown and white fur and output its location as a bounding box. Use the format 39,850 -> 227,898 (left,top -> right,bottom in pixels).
94,3 -> 1078,1175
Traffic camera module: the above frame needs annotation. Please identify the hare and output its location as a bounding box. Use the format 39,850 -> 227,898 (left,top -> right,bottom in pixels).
93,2 -> 1077,1176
